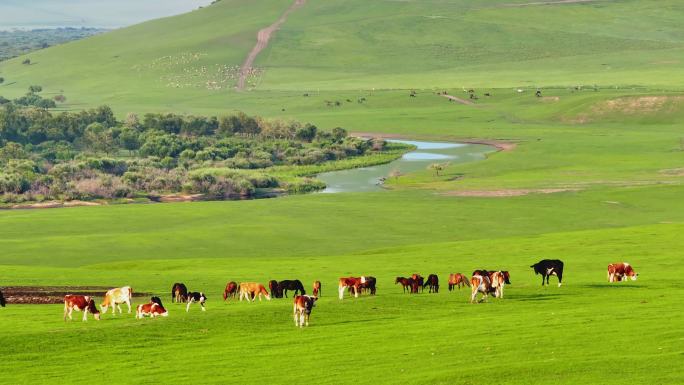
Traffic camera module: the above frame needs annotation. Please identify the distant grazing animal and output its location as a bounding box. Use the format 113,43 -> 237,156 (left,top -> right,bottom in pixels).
278,280 -> 305,298
608,262 -> 638,282
171,283 -> 188,303
531,259 -> 564,287
395,277 -> 413,293
64,295 -> 100,321
101,286 -> 132,315
411,274 -> 424,293
358,276 -> 376,295
448,273 -> 470,291
293,295 -> 318,328
423,274 -> 439,293
0,289 -> 5,307
269,280 -> 282,298
136,301 -> 168,319
223,281 -> 239,300
313,281 -> 321,297
239,282 -> 271,302
186,292 -> 207,312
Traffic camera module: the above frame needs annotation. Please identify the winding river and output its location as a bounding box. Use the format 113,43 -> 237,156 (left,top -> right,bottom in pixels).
317,140 -> 494,193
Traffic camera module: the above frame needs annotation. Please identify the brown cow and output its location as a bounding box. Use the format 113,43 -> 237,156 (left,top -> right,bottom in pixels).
313,281 -> 321,297
223,281 -> 239,300
293,295 -> 318,327
448,273 -> 470,291
136,302 -> 168,319
608,262 -> 638,282
64,295 -> 101,321
239,282 -> 270,302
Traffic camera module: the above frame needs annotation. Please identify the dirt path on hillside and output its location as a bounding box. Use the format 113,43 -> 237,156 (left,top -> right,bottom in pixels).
441,94 -> 476,106
501,0 -> 601,7
236,0 -> 307,91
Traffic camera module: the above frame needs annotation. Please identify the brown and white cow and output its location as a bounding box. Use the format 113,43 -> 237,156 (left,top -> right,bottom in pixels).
136,302 -> 169,319
64,295 -> 101,322
312,281 -> 321,297
239,282 -> 271,302
448,273 -> 470,291
608,262 -> 638,282
470,273 -> 492,303
293,295 -> 318,327
101,286 -> 133,314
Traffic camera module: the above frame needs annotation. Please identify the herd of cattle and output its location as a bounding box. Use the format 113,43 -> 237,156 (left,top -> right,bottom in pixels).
0,260 -> 639,327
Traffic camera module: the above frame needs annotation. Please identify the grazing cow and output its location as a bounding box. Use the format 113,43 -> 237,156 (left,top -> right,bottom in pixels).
171,283 -> 188,303
278,280 -> 305,298
423,274 -> 439,293
608,262 -> 638,282
101,286 -> 132,315
448,273 -> 470,291
0,289 -> 5,307
410,274 -> 424,293
269,280 -> 282,298
470,270 -> 506,302
490,271 -> 506,298
358,276 -> 377,295
293,295 -> 318,328
239,282 -> 271,302
186,292 -> 207,312
223,281 -> 239,300
64,295 -> 101,321
313,281 -> 321,297
395,277 -> 413,293
531,259 -> 564,287
136,300 -> 168,319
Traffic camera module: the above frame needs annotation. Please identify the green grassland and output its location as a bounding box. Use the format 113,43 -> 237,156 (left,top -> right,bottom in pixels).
1,0 -> 684,384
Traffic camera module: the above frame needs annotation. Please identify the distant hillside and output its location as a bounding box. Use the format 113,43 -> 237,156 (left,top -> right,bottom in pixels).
0,0 -> 682,114
0,28 -> 106,62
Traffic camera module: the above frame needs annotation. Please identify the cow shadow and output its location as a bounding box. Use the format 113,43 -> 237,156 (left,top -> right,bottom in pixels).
511,293 -> 562,302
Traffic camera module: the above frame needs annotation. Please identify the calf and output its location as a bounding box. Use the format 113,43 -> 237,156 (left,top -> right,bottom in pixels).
101,286 -> 133,315
171,283 -> 188,303
222,281 -> 239,300
531,259 -> 564,287
608,262 -> 638,282
186,292 -> 207,312
293,295 -> 318,328
64,295 -> 101,321
448,273 -> 470,291
136,301 -> 168,319
239,283 -> 271,302
313,281 -> 321,297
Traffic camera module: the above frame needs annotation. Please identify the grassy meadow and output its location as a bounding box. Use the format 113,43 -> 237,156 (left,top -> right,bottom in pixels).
1,0 -> 684,384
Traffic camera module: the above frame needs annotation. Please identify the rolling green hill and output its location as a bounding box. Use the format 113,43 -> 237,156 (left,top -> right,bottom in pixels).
0,0 -> 683,113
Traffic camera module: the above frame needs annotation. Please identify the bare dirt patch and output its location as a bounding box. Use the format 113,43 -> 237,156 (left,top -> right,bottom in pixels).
0,286 -> 152,305
7,200 -> 102,210
443,188 -> 578,197
594,96 -> 684,115
236,0 -> 307,90
541,96 -> 560,102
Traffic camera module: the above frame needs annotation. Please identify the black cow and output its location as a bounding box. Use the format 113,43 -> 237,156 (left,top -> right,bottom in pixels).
269,280 -> 283,298
0,289 -> 5,307
531,259 -> 564,287
423,274 -> 439,293
278,280 -> 305,298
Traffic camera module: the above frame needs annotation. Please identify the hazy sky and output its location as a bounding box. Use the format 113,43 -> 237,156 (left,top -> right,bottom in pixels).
0,0 -> 214,30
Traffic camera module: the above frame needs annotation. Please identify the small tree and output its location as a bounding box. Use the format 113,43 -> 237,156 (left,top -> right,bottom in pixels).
332,127 -> 348,142
22,59 -> 31,65
0,77 -> 4,84
28,85 -> 43,94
